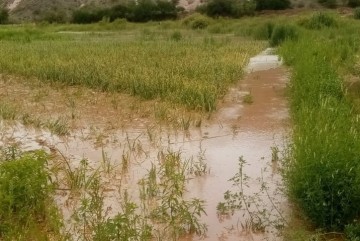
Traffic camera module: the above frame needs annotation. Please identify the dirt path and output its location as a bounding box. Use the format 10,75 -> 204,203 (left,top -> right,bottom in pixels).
0,49 -> 290,240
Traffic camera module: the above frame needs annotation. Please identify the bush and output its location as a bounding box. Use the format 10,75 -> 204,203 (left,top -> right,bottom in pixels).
72,9 -> 106,24
182,13 -> 212,29
42,11 -> 67,23
255,0 -> 291,10
126,0 -> 178,22
270,24 -> 298,46
349,0 -> 360,7
299,12 -> 337,30
318,0 -> 337,8
0,150 -> 60,239
198,0 -> 256,18
354,7 -> 360,19
72,0 -> 179,24
108,4 -> 129,21
346,223 -> 360,241
0,8 -> 8,24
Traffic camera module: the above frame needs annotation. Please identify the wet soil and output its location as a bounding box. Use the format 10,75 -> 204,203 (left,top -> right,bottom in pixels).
0,49 -> 289,240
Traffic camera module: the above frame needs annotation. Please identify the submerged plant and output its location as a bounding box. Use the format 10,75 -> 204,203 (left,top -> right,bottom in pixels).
140,151 -> 208,239
217,156 -> 287,232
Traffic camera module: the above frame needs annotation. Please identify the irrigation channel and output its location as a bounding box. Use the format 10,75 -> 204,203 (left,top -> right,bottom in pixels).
0,48 -> 290,240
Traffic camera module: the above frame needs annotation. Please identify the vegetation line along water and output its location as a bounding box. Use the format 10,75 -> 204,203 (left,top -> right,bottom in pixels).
280,13 -> 360,240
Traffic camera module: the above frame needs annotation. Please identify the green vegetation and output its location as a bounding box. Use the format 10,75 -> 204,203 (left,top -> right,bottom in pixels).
0,8 -> 8,24
270,24 -> 298,46
354,7 -> 360,19
72,0 -> 180,23
0,24 -> 264,111
4,8 -> 360,241
298,12 -> 338,30
349,0 -> 360,7
281,13 -> 360,231
196,0 -> 256,18
0,149 -> 62,240
318,0 -> 337,8
255,0 -> 291,10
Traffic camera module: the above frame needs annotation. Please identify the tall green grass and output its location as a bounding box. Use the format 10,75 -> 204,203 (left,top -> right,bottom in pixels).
0,150 -> 62,240
281,17 -> 360,231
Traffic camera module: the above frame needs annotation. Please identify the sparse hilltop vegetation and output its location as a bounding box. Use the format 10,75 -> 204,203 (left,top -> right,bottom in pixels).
0,0 -> 357,23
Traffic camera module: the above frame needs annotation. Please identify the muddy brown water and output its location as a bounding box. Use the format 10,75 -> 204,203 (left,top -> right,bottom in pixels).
0,48 -> 289,240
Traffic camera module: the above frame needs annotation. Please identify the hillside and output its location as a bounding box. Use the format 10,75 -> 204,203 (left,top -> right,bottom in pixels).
0,0 -> 334,22
0,0 -> 204,22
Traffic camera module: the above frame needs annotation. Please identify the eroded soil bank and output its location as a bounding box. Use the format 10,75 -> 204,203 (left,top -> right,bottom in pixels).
0,49 -> 290,240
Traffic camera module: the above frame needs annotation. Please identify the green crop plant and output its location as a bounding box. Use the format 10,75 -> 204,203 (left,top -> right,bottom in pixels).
0,149 -> 62,240
0,25 -> 263,112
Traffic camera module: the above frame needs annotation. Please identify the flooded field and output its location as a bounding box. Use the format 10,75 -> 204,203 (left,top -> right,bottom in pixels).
0,48 -> 289,240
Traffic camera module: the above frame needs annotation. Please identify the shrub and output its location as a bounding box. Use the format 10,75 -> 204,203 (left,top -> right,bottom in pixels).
270,24 -> 298,46
318,0 -> 337,8
299,12 -> 337,30
255,0 -> 291,10
126,0 -> 178,22
72,0 -> 179,24
42,11 -> 67,23
108,4 -> 129,21
349,0 -> 360,7
72,9 -> 106,24
0,150 -> 60,239
354,7 -> 360,19
0,8 -> 8,24
198,0 -> 256,18
345,223 -> 360,241
182,13 -> 212,29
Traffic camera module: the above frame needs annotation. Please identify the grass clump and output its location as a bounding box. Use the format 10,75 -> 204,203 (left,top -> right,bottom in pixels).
0,150 -> 62,240
270,24 -> 298,46
253,21 -> 275,40
354,7 -> 360,19
299,12 -> 337,30
0,102 -> 17,120
45,117 -> 70,136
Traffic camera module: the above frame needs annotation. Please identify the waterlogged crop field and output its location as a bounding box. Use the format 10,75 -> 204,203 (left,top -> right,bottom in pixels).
2,11 -> 360,241
0,18 -> 280,241
0,23 -> 265,112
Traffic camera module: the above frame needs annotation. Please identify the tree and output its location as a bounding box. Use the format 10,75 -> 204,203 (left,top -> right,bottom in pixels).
0,8 -> 9,24
255,0 -> 291,10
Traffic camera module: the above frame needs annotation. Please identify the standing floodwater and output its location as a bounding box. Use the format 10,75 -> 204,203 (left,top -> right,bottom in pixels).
0,48 -> 289,240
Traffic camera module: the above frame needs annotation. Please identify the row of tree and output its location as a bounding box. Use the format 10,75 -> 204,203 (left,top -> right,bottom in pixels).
2,0 -> 360,24
71,0 -> 294,24
72,0 -> 180,23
